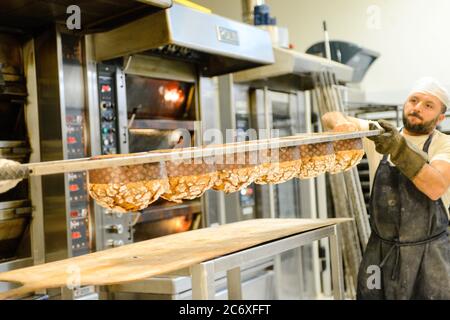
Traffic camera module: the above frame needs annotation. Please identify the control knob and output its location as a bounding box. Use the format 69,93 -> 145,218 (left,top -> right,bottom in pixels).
107,239 -> 124,248
106,224 -> 124,234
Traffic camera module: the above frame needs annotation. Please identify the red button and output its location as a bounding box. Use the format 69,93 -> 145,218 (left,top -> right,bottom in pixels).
70,210 -> 79,218
69,184 -> 79,192
71,232 -> 81,239
67,136 -> 77,144
101,85 -> 111,92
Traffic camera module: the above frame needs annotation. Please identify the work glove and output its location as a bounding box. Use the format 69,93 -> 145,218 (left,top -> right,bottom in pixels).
367,119 -> 428,179
0,159 -> 23,193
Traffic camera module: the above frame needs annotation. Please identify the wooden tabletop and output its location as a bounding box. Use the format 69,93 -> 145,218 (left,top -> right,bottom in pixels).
0,218 -> 351,299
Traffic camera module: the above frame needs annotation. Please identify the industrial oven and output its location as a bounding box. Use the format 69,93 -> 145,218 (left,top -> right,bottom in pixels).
0,29 -> 92,299
30,29 -> 101,299
93,55 -> 209,249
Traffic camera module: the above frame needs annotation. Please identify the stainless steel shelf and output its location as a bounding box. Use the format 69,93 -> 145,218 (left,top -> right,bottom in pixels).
0,199 -> 30,210
233,47 -> 354,84
0,141 -> 30,163
130,119 -> 196,131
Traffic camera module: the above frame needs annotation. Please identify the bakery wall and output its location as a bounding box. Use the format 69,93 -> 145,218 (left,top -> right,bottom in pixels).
195,0 -> 450,105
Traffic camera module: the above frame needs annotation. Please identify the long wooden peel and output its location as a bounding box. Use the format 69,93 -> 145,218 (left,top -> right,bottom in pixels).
0,131 -> 381,181
0,218 -> 351,300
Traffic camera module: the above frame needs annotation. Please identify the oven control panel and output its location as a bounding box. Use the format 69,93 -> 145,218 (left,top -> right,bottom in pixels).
97,64 -> 119,155
66,109 -> 91,256
236,114 -> 255,217
96,64 -> 133,250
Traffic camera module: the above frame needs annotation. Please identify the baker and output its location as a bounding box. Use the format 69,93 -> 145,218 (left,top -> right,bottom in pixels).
322,77 -> 450,299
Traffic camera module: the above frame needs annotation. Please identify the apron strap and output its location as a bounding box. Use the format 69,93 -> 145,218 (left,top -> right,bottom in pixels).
374,228 -> 448,280
422,131 -> 434,153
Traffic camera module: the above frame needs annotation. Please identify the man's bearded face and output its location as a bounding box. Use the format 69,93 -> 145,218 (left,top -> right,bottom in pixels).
402,109 -> 441,134
402,93 -> 444,134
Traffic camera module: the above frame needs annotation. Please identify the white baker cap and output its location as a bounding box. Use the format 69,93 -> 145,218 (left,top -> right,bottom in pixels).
408,77 -> 449,109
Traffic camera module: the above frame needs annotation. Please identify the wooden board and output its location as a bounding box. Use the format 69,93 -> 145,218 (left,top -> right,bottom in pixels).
0,218 -> 351,299
0,130 -> 381,180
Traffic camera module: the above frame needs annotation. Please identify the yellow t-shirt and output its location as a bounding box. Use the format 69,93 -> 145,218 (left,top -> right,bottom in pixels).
358,119 -> 450,217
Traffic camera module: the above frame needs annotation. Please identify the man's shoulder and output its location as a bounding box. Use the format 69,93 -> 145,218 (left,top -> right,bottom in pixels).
435,129 -> 449,136
434,129 -> 450,144
430,130 -> 450,160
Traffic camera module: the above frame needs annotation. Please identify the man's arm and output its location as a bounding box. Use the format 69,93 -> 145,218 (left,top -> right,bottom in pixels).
413,160 -> 450,200
367,120 -> 450,201
321,111 -> 364,132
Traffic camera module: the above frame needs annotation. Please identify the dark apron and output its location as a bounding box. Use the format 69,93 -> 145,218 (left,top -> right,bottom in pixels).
357,131 -> 450,300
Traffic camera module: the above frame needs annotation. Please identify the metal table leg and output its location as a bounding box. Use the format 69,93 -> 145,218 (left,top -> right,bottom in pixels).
273,255 -> 284,299
296,247 -> 305,299
226,267 -> 242,299
191,261 -> 215,300
329,225 -> 344,299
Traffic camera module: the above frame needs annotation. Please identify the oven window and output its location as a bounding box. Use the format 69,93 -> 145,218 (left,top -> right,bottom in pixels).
126,75 -> 195,120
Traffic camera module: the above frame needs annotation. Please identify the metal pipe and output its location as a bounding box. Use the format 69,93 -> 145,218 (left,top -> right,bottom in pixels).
322,21 -> 332,60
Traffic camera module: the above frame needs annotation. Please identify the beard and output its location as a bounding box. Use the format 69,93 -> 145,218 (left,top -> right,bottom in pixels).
402,111 -> 440,134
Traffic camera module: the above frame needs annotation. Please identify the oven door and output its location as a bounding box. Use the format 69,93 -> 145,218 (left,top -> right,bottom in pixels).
123,66 -> 200,240
251,88 -> 319,299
